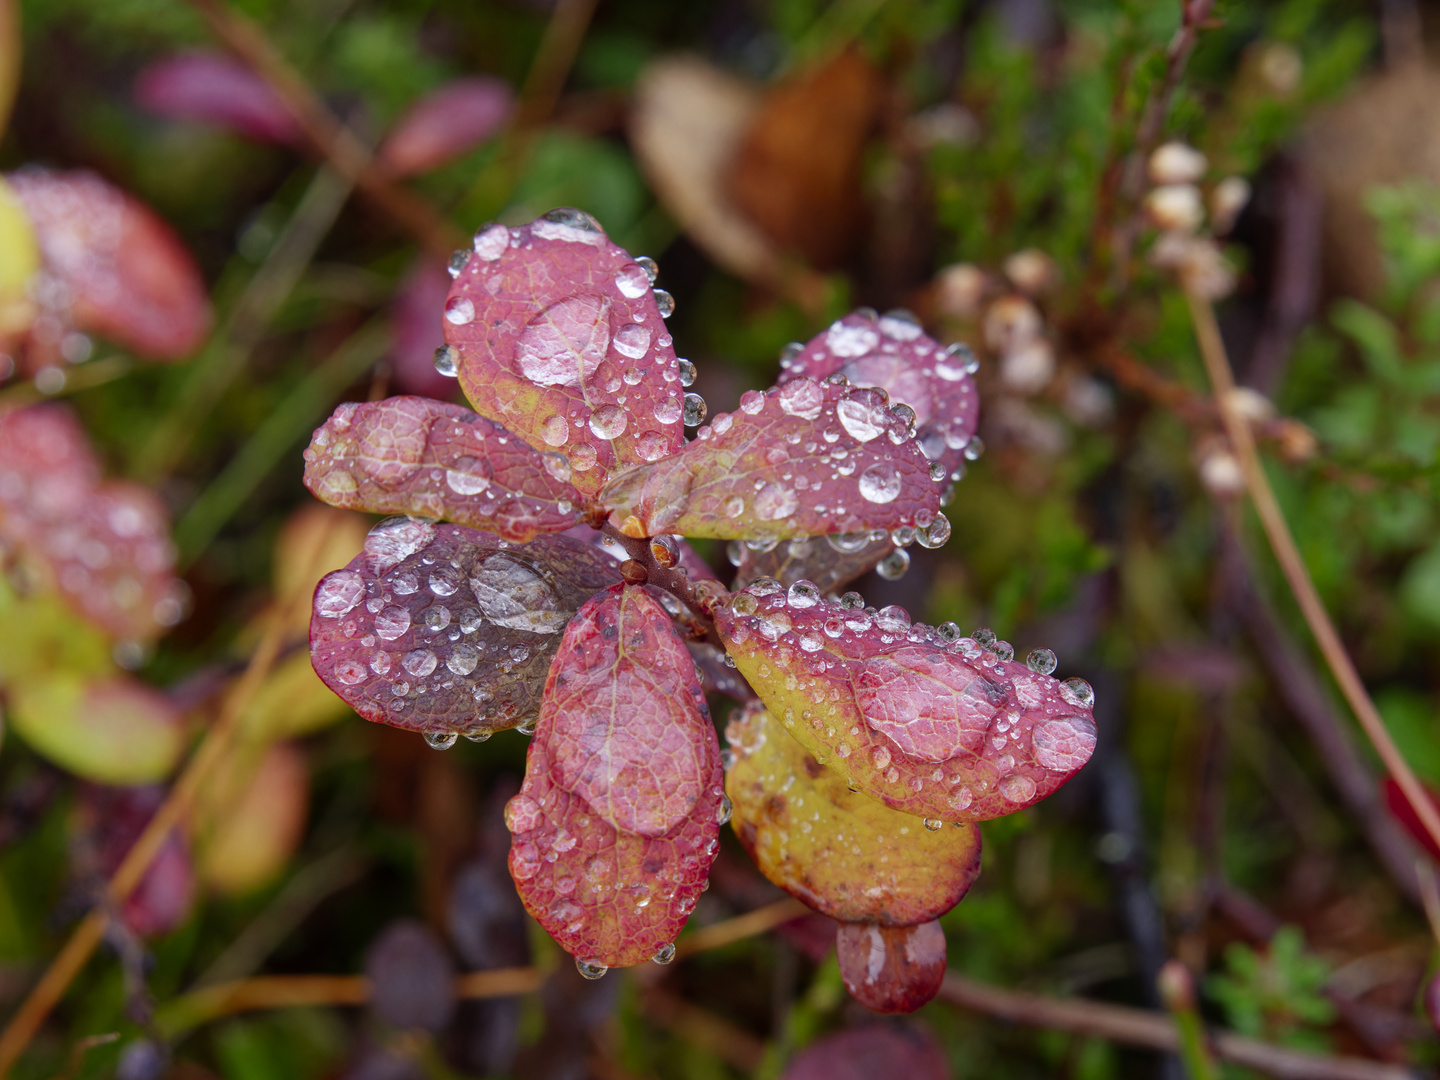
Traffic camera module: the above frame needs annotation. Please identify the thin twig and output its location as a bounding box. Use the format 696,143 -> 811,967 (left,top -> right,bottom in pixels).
183,0 -> 462,259
673,898 -> 809,959
940,973 -> 1411,1080
0,524 -> 338,1075
1185,287 -> 1440,859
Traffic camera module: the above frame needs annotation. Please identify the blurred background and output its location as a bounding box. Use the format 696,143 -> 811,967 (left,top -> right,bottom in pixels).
4,0 -> 1440,1076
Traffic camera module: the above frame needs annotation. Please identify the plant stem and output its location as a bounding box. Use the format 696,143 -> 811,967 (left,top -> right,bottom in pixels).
673,898 -> 808,959
1184,287 -> 1440,861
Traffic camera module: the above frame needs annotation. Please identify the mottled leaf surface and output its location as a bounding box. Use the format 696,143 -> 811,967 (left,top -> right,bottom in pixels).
0,406 -> 186,641
377,77 -> 514,177
715,584 -> 1097,821
506,585 -> 723,967
726,702 -> 980,925
779,310 -> 979,478
303,397 -> 582,541
781,1025 -> 950,1080
8,168 -> 211,361
446,211 -> 685,497
836,919 -> 946,1014
133,52 -> 303,145
309,520 -> 621,738
600,376 -> 943,540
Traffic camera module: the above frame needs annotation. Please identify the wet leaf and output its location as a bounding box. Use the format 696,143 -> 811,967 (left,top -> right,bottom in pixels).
194,742 -> 309,896
688,640 -> 753,701
779,310 -> 980,480
599,375 -> 943,540
780,1024 -> 950,1080
364,920 -> 456,1032
303,396 -> 584,541
506,585 -> 723,967
446,210 -> 685,496
272,503 -> 369,636
376,77 -> 514,178
8,168 -> 211,362
81,784 -> 195,939
9,673 -> 185,784
726,702 -> 980,925
389,259 -> 460,399
132,51 -> 303,145
309,520 -> 621,738
0,176 -> 39,339
715,584 -> 1097,821
835,919 -> 946,1014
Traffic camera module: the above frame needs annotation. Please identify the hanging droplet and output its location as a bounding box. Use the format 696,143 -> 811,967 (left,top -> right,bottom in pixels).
1063,678 -> 1096,707
433,345 -> 459,377
677,358 -> 697,386
964,436 -> 986,462
516,718 -> 537,736
916,513 -> 951,549
726,539 -> 744,567
991,640 -> 1015,662
463,730 -> 492,743
652,942 -> 677,965
637,255 -> 659,283
682,393 -> 707,426
653,289 -> 676,318
1027,648 -> 1058,675
876,548 -> 910,581
923,818 -> 944,832
424,730 -> 458,750
575,958 -> 609,980
929,461 -> 947,482
715,794 -> 733,826
448,249 -> 471,277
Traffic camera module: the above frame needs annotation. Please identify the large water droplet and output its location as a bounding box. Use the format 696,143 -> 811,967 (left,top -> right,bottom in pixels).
1026,648 -> 1057,675
448,249 -> 471,277
677,358 -> 697,386
682,393 -> 706,426
403,649 -> 437,677
787,581 -> 821,608
778,378 -> 824,419
858,463 -> 902,504
716,794 -> 733,825
1062,678 -> 1095,708
827,320 -> 879,357
837,397 -> 886,442
540,414 -> 569,446
876,548 -> 910,580
654,397 -> 682,425
637,256 -> 659,282
652,942 -> 677,965
518,295 -> 610,387
653,289 -> 676,318
334,659 -> 367,685
1000,774 -> 1036,803
447,642 -> 479,675
535,207 -> 604,243
739,389 -> 765,414
753,483 -> 797,521
613,323 -> 651,360
588,405 -> 628,440
433,345 -> 459,376
425,730 -> 458,750
444,296 -> 475,326
575,958 -> 608,980
615,263 -> 651,298
1033,715 -> 1097,771
315,570 -> 364,618
472,222 -> 510,261
424,605 -> 451,632
364,517 -> 435,573
470,552 -> 568,633
916,512 -> 951,548
375,605 -> 411,640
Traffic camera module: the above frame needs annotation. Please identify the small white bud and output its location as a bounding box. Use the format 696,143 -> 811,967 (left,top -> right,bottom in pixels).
1224,386 -> 1275,425
983,294 -> 1043,354
1145,184 -> 1205,233
1148,141 -> 1207,186
1210,176 -> 1251,235
936,263 -> 989,319
1000,338 -> 1056,395
1199,449 -> 1245,498
1002,248 -> 1056,296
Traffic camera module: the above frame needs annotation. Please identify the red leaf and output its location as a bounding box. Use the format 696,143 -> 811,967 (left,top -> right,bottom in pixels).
780,1024 -> 949,1080
133,51 -> 303,146
835,919 -> 946,1014
1381,776 -> 1440,861
726,702 -> 981,925
779,310 -> 979,479
600,375 -> 945,540
309,521 -> 621,739
303,396 -> 584,541
389,259 -> 459,399
81,784 -> 195,938
8,168 -> 211,361
0,406 -> 186,642
377,77 -> 514,177
507,584 -> 723,968
715,583 -> 1097,821
445,210 -> 685,496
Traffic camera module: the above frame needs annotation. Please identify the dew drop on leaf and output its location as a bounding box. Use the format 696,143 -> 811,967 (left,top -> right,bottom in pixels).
472,223 -> 509,261
858,463 -> 902,504
575,958 -> 608,980
444,296 -> 475,326
682,393 -> 707,426
425,730 -> 458,750
614,263 -> 651,298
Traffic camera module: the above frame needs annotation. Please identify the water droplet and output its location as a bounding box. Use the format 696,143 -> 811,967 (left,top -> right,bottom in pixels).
570,443 -> 599,471
472,222 -> 509,260
653,289 -> 676,318
516,717 -> 537,736
716,794 -> 733,825
916,512 -> 951,549
403,649 -> 438,676
876,549 -> 910,580
374,605 -> 411,640
654,396 -> 682,425
826,320 -> 879,357
992,640 -> 1014,662
536,415 -> 568,447
825,532 -> 869,554
448,249 -> 471,277
731,593 -> 758,616
677,358 -> 697,386
870,745 -> 891,769
576,958 -> 608,980
615,263 -> 651,298
370,651 -> 392,675
739,389 -> 765,415
964,436 -> 986,462
787,581 -> 821,608
432,344 -> 460,377
858,463 -> 901,504
837,396 -> 886,442
891,402 -> 917,428
1027,648 -> 1058,675
458,606 -> 483,633
424,605 -> 451,632
444,296 -> 475,326
447,642 -> 479,675
425,730 -> 458,750
430,568 -> 460,596
779,341 -> 803,367
753,483 -> 797,521
613,323 -> 651,359
778,378 -> 824,420
464,729 -> 491,743
682,393 -> 706,426
875,605 -> 911,632
334,659 -> 366,685
315,570 -> 365,618
949,787 -> 974,811
636,256 -> 659,282
589,405 -> 628,440
1062,678 -> 1095,708
652,942 -> 677,965
891,526 -> 916,547
924,818 -> 944,832
1000,774 -> 1036,803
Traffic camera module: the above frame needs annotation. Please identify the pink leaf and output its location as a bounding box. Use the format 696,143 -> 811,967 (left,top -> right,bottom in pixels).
389,259 -> 459,399
0,406 -> 187,642
779,310 -> 979,479
836,919 -> 946,1013
82,784 -> 195,939
133,52 -> 303,146
377,77 -> 514,178
303,396 -> 584,542
309,520 -> 622,738
445,210 -> 685,497
715,583 -> 1097,822
781,1024 -> 950,1080
599,376 -> 945,540
8,168 -> 211,361
506,585 -> 723,968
